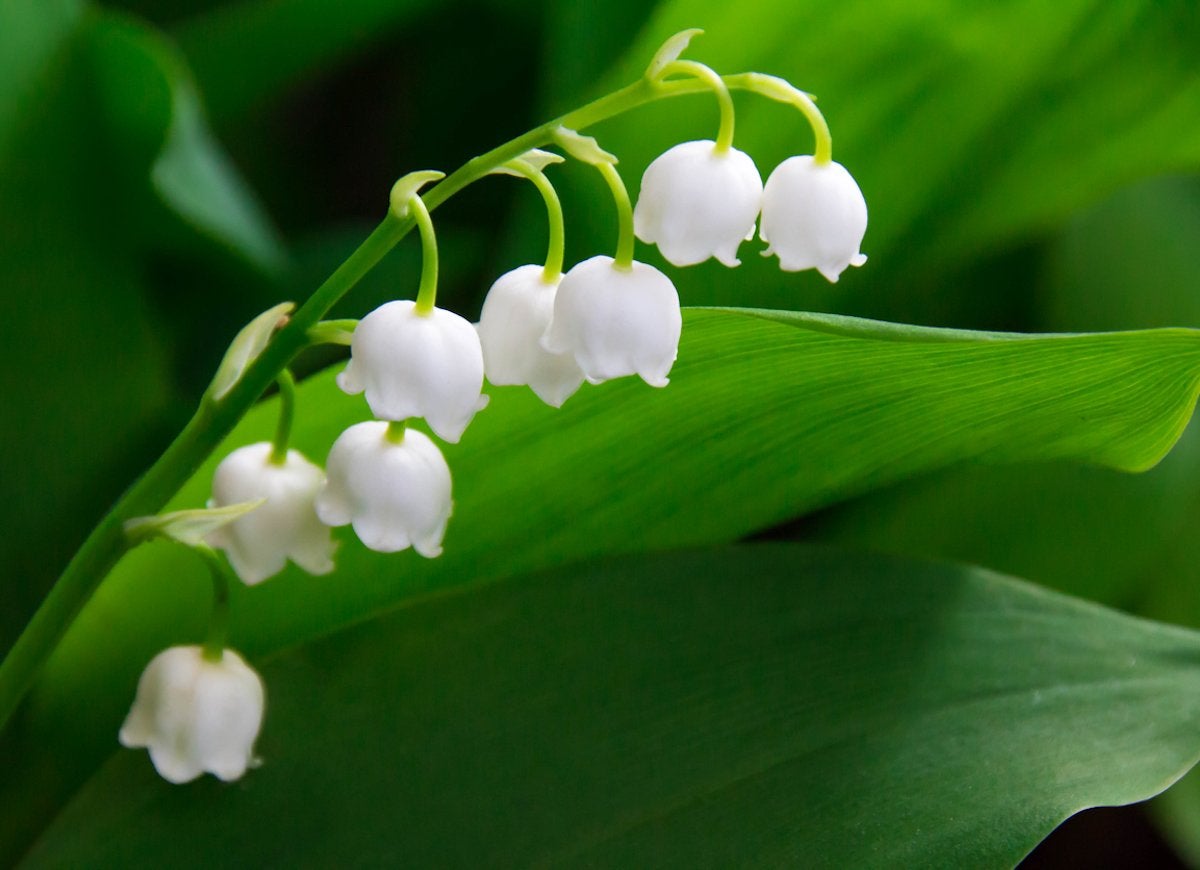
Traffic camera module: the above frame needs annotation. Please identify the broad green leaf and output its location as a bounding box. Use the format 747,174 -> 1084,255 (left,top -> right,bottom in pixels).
20,546 -> 1200,867
173,0 -> 436,124
6,308 -> 1200,858
809,177 -> 1200,605
539,0 -> 1200,317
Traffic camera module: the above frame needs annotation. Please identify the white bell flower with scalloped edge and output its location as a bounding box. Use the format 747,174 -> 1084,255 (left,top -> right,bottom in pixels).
337,300 -> 487,443
206,442 -> 335,585
476,264 -> 585,408
542,255 -> 681,387
633,140 -> 763,267
759,155 -> 867,282
315,421 -> 452,557
119,645 -> 265,785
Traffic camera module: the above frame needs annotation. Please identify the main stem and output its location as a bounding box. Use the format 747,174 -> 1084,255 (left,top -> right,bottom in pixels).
0,70 -> 799,733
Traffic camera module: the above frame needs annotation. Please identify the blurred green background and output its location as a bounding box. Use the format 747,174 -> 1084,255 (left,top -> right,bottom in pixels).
3,0 -> 1200,864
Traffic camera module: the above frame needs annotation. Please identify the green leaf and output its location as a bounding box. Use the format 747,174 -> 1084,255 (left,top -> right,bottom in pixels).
808,177 -> 1200,605
6,308 -> 1200,859
89,14 -> 287,275
20,546 -> 1200,867
0,5 -> 285,648
543,0 -> 1200,316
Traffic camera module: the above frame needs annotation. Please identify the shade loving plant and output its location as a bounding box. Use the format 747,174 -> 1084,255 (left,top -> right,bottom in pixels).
5,8 -> 1200,867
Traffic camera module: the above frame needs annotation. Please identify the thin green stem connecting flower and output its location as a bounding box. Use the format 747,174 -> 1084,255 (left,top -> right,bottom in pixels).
660,59 -> 736,152
269,370 -> 296,466
596,162 -> 636,269
507,160 -> 566,282
195,546 -> 234,662
386,420 -> 407,445
409,195 -> 440,315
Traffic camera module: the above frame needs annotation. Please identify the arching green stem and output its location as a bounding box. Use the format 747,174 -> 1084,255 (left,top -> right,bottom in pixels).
196,546 -> 234,662
509,160 -> 565,282
661,59 -> 735,152
269,369 -> 296,465
409,195 -> 439,314
596,162 -> 635,269
386,420 -> 407,444
735,72 -> 832,164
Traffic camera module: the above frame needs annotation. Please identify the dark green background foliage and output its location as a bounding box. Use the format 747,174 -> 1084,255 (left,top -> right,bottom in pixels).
3,0 -> 1200,866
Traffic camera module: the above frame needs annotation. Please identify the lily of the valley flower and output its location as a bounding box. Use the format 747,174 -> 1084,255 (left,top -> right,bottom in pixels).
759,155 -> 867,282
337,301 -> 487,443
315,421 -> 452,557
119,645 -> 265,784
207,442 -> 335,585
476,264 -> 585,407
633,140 -> 763,267
542,255 -> 681,387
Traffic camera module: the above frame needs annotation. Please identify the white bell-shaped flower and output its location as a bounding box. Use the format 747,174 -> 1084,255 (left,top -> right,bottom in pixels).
119,645 -> 265,784
759,155 -> 868,282
476,264 -> 585,408
337,300 -> 487,443
633,140 -> 763,267
207,442 -> 336,585
542,255 -> 681,387
315,421 -> 452,557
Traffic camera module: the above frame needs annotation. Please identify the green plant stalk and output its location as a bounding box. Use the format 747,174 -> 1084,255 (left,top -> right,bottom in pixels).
197,547 -> 233,662
0,71 -> 814,733
661,60 -> 735,152
507,160 -> 566,282
269,369 -> 296,465
409,195 -> 440,314
596,162 -> 636,269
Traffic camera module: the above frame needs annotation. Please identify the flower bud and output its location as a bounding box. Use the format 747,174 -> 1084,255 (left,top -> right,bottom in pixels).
759,156 -> 867,282
542,255 -> 681,387
633,140 -> 763,267
119,645 -> 265,784
476,265 -> 585,408
337,301 -> 487,443
315,421 -> 452,557
207,443 -> 335,585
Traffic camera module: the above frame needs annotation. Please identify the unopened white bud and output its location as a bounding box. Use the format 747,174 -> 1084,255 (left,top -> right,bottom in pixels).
119,645 -> 265,785
477,265 -> 584,408
633,140 -> 762,267
315,421 -> 452,557
759,156 -> 867,282
542,255 -> 681,388
207,443 -> 335,585
337,301 -> 487,443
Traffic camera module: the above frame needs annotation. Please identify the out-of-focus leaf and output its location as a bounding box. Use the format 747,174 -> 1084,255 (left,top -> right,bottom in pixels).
0,4 -> 175,652
537,1 -> 1200,319
21,546 -> 1200,867
7,308 -> 1200,859
90,14 -> 286,274
173,0 -> 436,124
0,0 -> 82,159
0,6 -> 285,653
